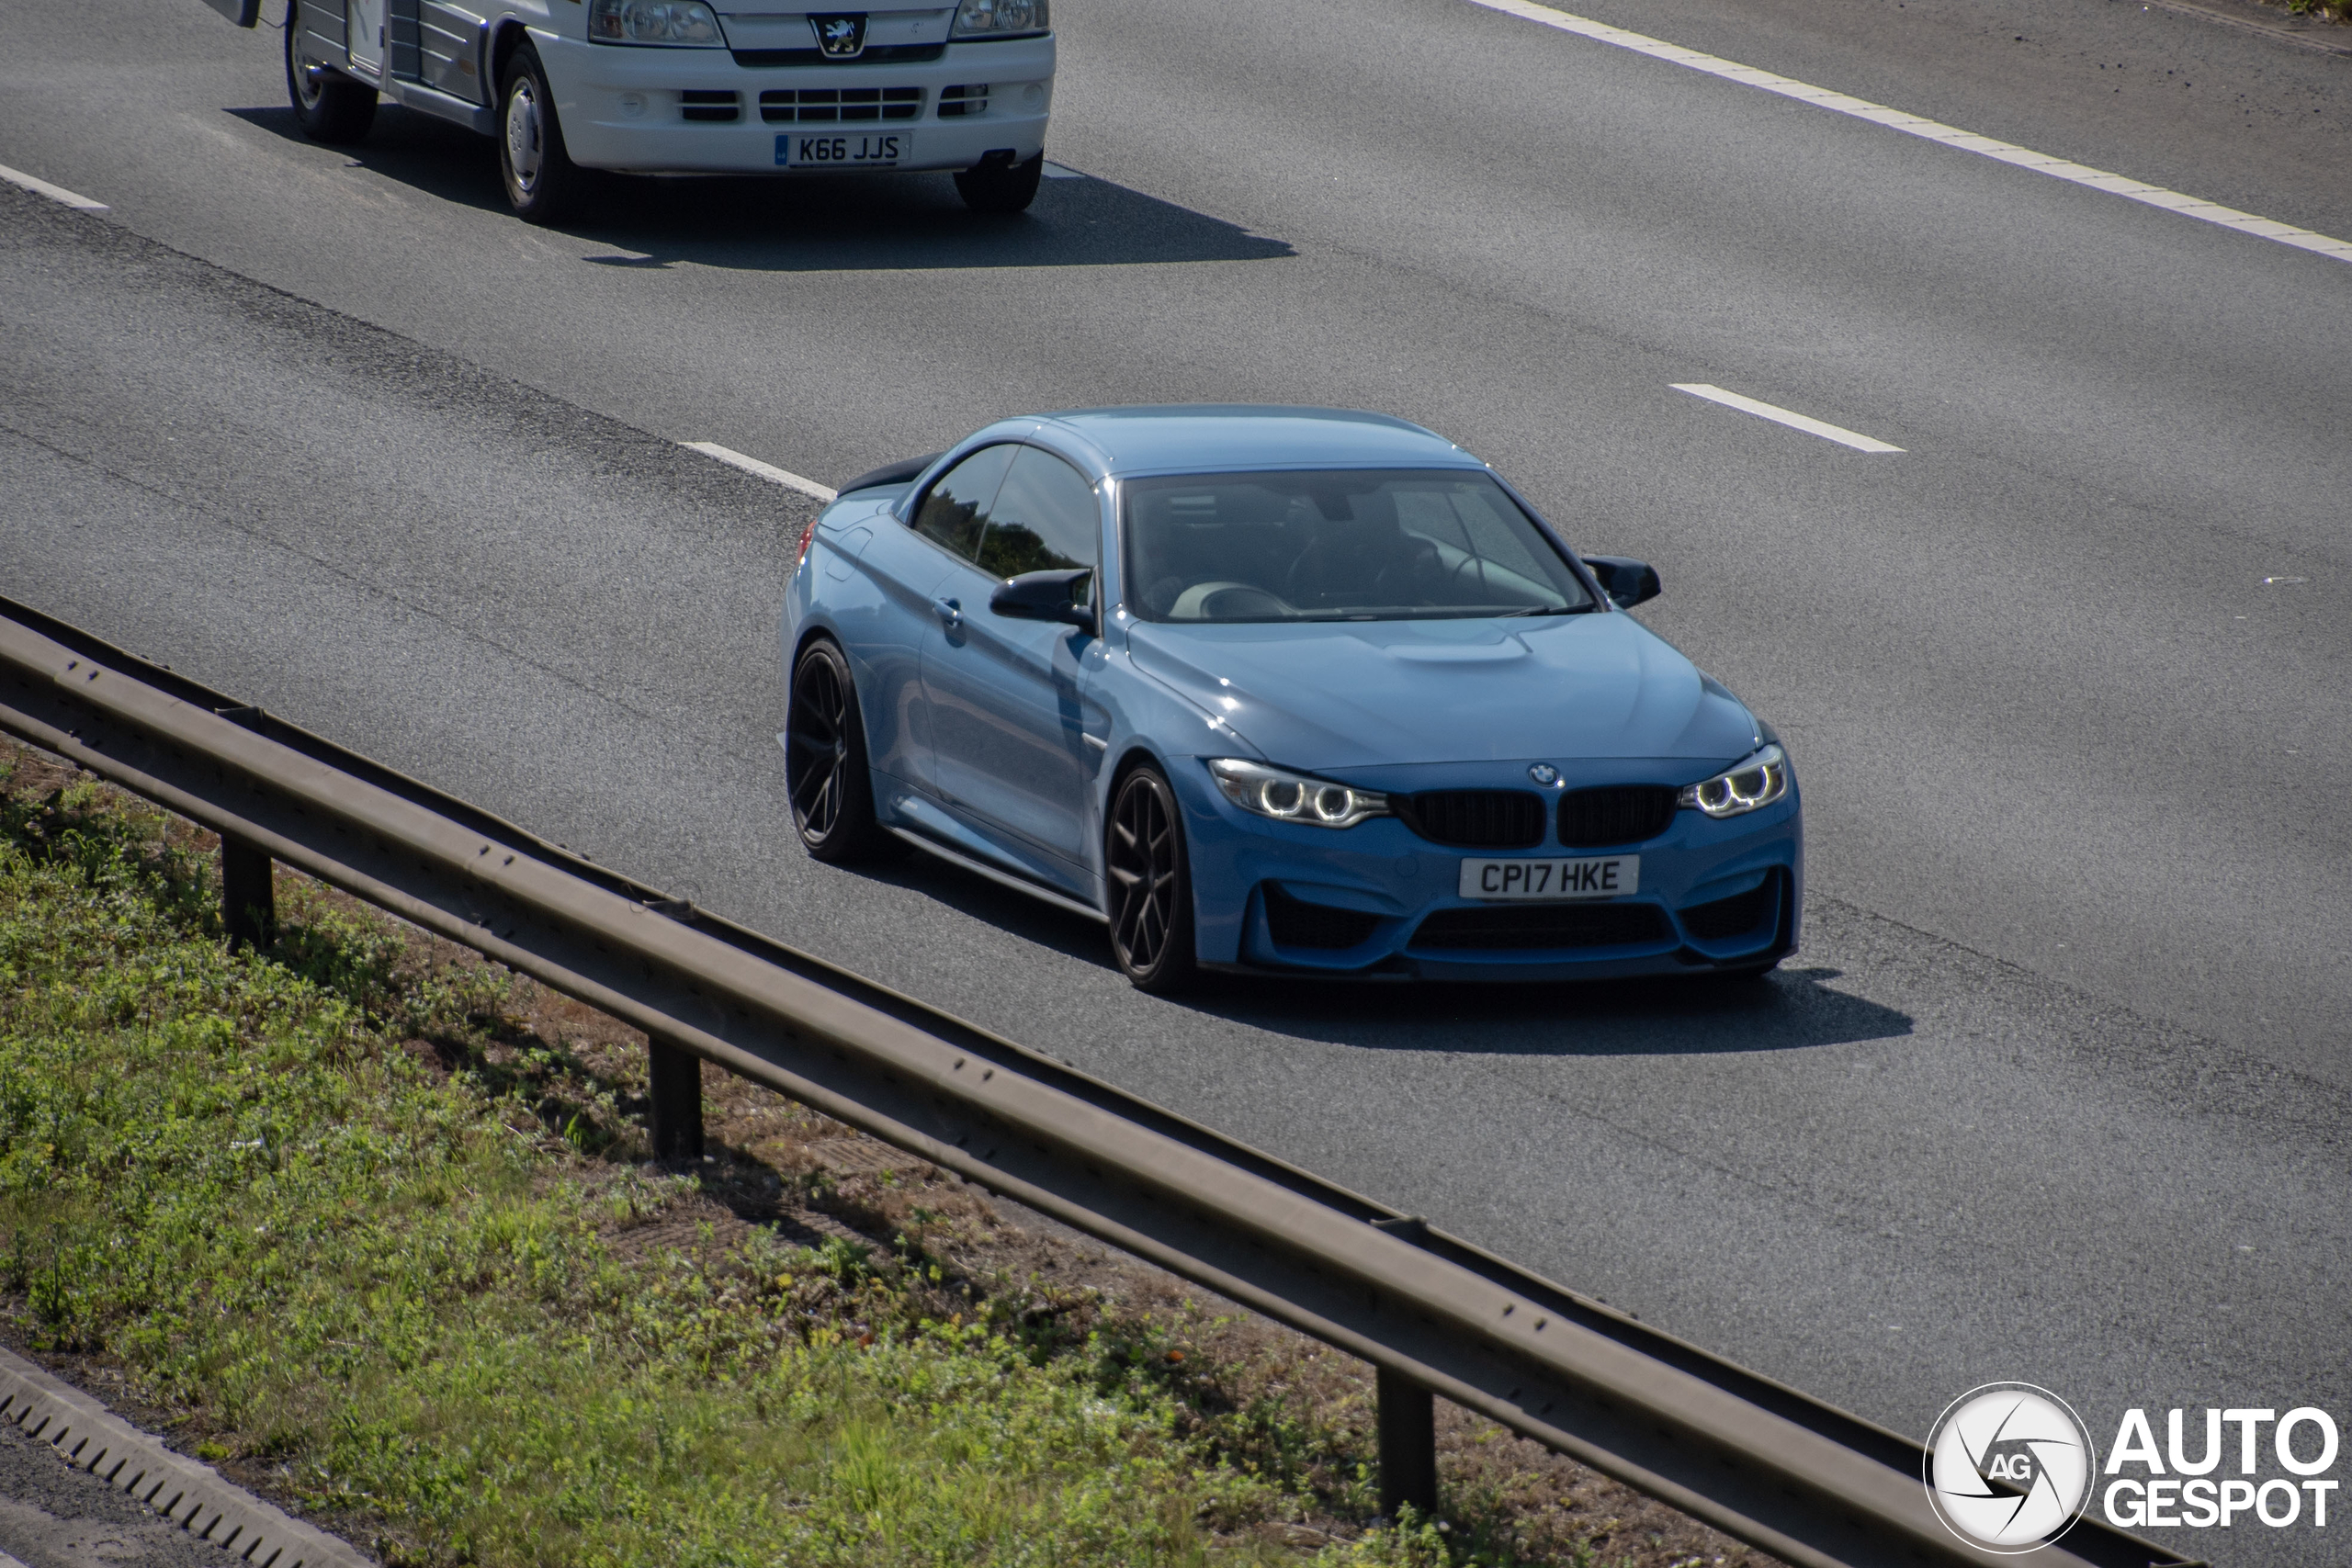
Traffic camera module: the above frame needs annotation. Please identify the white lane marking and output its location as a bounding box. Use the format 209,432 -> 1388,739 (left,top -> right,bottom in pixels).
1464,0 -> 2352,266
0,163 -> 108,211
1672,384 -> 1904,452
1041,162 -> 1086,179
682,441 -> 837,502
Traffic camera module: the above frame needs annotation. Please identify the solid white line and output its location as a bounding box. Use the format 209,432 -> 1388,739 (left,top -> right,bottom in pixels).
0,163 -> 108,212
1041,162 -> 1086,180
1463,0 -> 2352,266
1672,384 -> 1904,452
682,441 -> 836,502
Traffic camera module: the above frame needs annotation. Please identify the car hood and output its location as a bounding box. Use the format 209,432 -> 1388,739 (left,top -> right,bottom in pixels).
1124,613 -> 1758,770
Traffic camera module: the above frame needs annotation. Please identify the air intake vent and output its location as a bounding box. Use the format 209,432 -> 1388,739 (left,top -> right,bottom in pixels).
761,86 -> 922,122
1411,903 -> 1672,952
938,83 -> 989,118
1679,874 -> 1781,942
1557,785 -> 1678,847
1262,886 -> 1382,951
1397,790 -> 1545,849
680,89 -> 740,122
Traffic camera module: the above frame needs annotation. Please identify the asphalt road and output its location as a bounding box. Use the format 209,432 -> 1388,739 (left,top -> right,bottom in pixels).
3,0 -> 2348,1560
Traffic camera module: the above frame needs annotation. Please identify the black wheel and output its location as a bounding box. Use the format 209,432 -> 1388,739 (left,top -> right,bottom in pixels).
786,640 -> 889,863
284,2 -> 377,144
497,41 -> 585,222
954,152 -> 1044,215
1105,766 -> 1196,993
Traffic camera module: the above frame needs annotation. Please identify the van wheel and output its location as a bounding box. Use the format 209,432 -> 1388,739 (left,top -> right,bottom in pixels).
284,4 -> 377,143
955,152 -> 1043,215
1106,766 -> 1196,993
498,42 -> 584,222
786,640 -> 890,864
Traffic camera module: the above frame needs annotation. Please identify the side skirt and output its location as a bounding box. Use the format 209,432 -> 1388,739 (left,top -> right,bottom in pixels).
885,827 -> 1107,923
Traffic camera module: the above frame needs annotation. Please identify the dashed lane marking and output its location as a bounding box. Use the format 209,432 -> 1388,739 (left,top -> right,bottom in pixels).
682,441 -> 837,502
1465,0 -> 2352,266
1672,384 -> 1905,452
0,164 -> 108,212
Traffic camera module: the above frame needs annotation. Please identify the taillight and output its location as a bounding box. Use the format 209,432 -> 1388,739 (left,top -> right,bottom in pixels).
796,516 -> 819,564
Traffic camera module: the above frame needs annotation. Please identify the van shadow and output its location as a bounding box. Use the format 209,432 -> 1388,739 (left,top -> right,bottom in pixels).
228,104 -> 1294,269
844,852 -> 1914,1058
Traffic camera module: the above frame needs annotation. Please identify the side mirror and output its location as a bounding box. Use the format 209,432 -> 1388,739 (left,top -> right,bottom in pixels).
990,568 -> 1097,633
1584,555 -> 1661,609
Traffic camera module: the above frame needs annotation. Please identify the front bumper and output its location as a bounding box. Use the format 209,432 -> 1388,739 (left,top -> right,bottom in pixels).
1172,759 -> 1804,982
540,33 -> 1053,173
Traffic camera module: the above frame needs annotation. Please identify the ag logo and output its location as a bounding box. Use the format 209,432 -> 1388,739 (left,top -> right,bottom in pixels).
808,12 -> 867,57
1925,1383 -> 2097,1552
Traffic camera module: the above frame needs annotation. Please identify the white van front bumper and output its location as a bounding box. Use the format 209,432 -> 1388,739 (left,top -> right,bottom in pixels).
540,32 -> 1052,174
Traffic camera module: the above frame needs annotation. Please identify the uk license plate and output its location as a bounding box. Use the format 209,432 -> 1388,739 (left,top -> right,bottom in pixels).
1457,855 -> 1639,901
779,131 -> 908,167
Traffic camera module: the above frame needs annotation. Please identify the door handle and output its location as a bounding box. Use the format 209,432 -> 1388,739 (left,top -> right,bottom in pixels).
933,597 -> 962,631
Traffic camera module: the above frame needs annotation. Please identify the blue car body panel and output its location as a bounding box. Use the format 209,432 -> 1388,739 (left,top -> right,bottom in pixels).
782,407 -> 1804,980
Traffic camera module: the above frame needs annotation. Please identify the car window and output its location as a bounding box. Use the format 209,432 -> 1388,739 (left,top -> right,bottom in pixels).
977,447 -> 1100,596
1123,468 -> 1596,622
910,444 -> 1018,561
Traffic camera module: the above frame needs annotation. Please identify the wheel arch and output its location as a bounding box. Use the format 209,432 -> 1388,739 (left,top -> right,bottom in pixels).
488,17 -> 531,89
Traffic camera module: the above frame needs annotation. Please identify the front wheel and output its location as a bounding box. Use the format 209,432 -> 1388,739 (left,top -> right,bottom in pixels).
497,42 -> 585,222
954,152 -> 1044,215
1105,766 -> 1196,993
284,3 -> 377,144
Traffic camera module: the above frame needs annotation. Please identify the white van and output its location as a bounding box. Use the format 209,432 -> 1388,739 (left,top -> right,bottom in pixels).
202,0 -> 1053,220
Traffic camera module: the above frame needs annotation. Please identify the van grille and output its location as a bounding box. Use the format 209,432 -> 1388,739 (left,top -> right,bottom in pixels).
681,89 -> 741,122
1411,903 -> 1672,951
1557,785 -> 1679,847
1396,790 -> 1545,849
761,86 -> 922,122
731,43 -> 946,65
938,83 -> 989,118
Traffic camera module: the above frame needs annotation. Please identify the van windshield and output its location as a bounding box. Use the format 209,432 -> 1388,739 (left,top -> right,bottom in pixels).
1122,469 -> 1595,623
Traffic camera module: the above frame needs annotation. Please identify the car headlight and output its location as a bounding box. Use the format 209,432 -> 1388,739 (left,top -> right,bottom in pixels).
589,0 -> 722,45
1208,759 -> 1388,829
1679,744 -> 1789,818
953,0 -> 1048,37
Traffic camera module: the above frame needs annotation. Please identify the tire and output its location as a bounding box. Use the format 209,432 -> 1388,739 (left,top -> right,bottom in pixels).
284,2 -> 377,144
1105,765 -> 1197,993
954,152 -> 1044,215
497,41 -> 585,223
786,640 -> 890,864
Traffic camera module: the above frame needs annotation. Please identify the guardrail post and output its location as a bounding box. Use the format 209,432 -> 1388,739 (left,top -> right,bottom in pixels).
220,835 -> 274,951
647,1037 -> 704,1162
1377,1366 -> 1438,1522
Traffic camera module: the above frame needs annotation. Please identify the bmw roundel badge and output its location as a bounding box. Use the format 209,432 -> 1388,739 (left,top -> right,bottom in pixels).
1528,763 -> 1561,786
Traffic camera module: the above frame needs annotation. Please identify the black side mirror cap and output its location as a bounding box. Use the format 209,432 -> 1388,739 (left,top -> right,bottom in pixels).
1584,555 -> 1661,609
989,568 -> 1098,633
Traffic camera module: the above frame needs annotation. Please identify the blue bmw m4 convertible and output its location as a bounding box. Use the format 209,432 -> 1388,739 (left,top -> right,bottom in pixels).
778,406 -> 1801,992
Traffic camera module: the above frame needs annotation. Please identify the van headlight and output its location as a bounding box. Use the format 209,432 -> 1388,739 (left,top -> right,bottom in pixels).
953,0 -> 1049,36
589,0 -> 723,45
1679,745 -> 1789,818
1208,759 -> 1387,829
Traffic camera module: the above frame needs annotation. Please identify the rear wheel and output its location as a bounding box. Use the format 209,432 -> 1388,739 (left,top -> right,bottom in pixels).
1106,766 -> 1196,993
955,152 -> 1044,215
284,3 -> 377,144
497,42 -> 585,222
786,640 -> 889,863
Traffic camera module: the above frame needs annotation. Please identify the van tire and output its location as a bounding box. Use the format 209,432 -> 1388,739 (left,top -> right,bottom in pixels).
284,4 -> 378,144
955,152 -> 1044,215
497,41 -> 584,223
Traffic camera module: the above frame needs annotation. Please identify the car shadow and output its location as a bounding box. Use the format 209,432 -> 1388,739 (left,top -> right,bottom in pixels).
841,852 -> 1913,1056
227,104 -> 1295,269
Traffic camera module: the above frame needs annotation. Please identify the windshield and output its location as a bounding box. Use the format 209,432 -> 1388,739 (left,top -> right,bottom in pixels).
1122,468 -> 1595,622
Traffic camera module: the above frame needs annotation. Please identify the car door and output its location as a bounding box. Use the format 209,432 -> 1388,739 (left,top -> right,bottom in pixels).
832,444 -> 1015,796
921,446 -> 1107,877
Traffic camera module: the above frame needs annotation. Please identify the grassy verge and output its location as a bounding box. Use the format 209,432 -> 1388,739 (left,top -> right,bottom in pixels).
0,741 -> 1767,1568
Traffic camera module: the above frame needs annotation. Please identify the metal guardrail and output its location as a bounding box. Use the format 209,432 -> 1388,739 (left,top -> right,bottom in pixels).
0,596 -> 2183,1568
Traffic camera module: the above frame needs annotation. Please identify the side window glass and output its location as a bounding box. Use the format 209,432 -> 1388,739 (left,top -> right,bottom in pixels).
977,447 -> 1101,594
910,445 -> 1017,561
